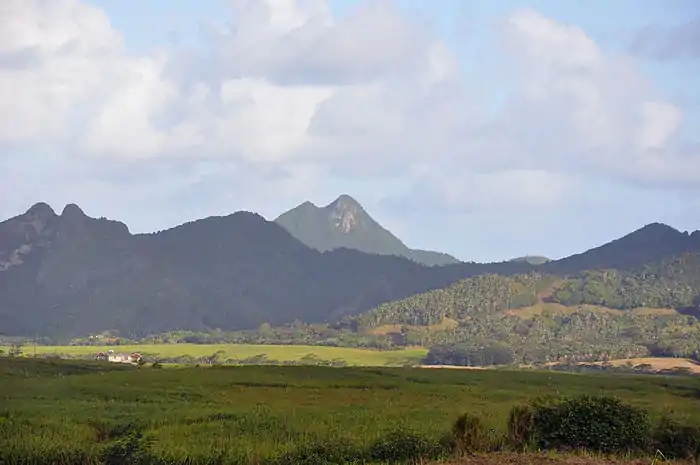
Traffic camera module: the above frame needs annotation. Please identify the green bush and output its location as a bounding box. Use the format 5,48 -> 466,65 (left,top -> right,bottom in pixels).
651,416 -> 700,460
452,413 -> 492,454
367,429 -> 445,463
530,395 -> 650,453
266,437 -> 363,465
101,431 -> 153,465
507,404 -> 535,450
89,419 -> 147,442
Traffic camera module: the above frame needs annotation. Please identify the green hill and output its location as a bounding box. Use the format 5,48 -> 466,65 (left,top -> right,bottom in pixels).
553,253 -> 700,313
351,253 -> 700,363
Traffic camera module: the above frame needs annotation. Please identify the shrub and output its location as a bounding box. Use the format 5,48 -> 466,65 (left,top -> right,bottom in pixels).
101,431 -> 153,465
652,416 -> 700,460
507,404 -> 535,450
266,437 -> 363,465
367,429 -> 445,463
452,413 -> 492,454
530,395 -> 650,454
89,420 -> 147,442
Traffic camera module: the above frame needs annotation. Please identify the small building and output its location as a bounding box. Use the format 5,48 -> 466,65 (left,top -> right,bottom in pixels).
95,350 -> 142,364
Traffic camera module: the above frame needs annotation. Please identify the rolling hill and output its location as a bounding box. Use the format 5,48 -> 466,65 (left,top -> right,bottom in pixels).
351,253 -> 700,364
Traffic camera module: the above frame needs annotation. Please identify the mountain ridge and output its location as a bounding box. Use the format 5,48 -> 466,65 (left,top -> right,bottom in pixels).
1,201 -> 699,338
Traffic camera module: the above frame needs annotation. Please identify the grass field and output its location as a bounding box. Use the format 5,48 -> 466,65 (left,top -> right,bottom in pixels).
2,343 -> 428,366
1,357 -> 699,464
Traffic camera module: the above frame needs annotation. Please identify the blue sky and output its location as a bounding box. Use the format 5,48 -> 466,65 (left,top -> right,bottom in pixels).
2,0 -> 699,262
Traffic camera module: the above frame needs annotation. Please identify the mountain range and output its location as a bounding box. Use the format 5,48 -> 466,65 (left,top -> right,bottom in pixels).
1,196 -> 699,338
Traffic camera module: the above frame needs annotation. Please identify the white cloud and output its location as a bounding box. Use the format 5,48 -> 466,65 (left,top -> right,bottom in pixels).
430,169 -> 576,213
0,0 -> 698,242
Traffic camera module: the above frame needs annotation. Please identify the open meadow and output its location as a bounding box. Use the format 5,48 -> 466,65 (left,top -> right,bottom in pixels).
1,357 -> 699,464
2,343 -> 428,366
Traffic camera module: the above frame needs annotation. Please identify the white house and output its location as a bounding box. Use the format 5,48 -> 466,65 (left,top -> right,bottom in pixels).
95,350 -> 142,364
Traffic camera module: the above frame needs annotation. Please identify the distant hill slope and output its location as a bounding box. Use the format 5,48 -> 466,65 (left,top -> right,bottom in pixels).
356,252 -> 700,330
274,195 -> 460,266
1,202 -> 699,339
542,223 -> 700,274
553,253 -> 700,316
353,254 -> 700,363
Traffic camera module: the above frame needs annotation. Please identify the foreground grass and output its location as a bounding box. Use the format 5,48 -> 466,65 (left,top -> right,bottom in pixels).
3,343 -> 428,366
439,453 -> 697,464
1,357 -> 699,464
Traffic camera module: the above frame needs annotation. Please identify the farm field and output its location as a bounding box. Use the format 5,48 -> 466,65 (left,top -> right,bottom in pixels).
1,357 -> 699,464
3,343 -> 428,366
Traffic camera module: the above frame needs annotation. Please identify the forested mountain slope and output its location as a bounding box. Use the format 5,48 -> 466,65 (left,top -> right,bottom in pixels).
357,253 -> 700,329
553,253 -> 700,314
352,253 -> 700,363
1,202 -> 699,339
0,203 -> 531,337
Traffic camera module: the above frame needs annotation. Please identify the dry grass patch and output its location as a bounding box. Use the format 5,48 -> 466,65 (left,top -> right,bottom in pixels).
595,357 -> 700,374
506,303 -> 676,319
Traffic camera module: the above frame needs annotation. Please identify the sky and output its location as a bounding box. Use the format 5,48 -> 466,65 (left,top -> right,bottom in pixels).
1,0 -> 699,262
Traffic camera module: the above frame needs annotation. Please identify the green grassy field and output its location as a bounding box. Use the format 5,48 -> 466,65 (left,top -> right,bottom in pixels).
1,357 -> 699,464
2,343 -> 428,366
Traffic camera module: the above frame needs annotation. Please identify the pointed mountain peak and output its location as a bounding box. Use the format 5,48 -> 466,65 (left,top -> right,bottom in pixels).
274,194 -> 459,265
324,195 -> 368,233
26,202 -> 56,219
327,194 -> 361,210
61,203 -> 87,219
622,222 -> 682,242
638,222 -> 679,232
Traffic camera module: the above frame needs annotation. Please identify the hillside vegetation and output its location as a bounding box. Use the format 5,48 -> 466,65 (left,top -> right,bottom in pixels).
352,253 -> 700,364
554,254 -> 700,314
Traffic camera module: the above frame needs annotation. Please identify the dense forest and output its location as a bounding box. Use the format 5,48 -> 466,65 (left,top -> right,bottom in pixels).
348,253 -> 700,364
353,273 -> 553,328
553,254 -> 700,313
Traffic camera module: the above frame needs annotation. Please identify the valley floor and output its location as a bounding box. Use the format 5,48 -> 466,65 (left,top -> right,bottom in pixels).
1,357 -> 698,464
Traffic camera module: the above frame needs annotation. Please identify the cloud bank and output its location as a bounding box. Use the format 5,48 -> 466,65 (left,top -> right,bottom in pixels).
1,0 -> 698,260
